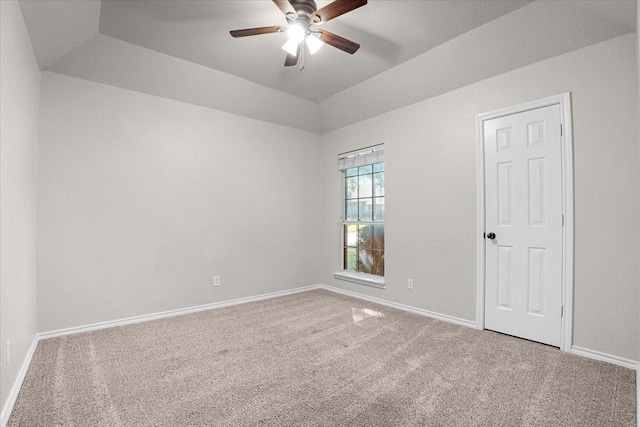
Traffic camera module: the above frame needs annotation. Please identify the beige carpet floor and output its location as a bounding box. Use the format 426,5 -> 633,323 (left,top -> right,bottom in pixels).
8,289 -> 637,426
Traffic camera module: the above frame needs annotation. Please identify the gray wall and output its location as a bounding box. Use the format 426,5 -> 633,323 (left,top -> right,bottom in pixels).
36,72 -> 321,332
637,0 -> 640,367
321,34 -> 640,361
0,0 -> 40,413
30,22 -> 640,364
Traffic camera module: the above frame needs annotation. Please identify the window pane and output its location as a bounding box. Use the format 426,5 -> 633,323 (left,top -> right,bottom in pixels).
372,225 -> 384,250
345,224 -> 358,247
345,200 -> 358,221
358,174 -> 372,198
373,172 -> 385,197
372,250 -> 385,276
342,155 -> 384,277
358,165 -> 372,175
346,177 -> 357,199
357,249 -> 373,273
374,197 -> 385,221
359,199 -> 373,221
345,247 -> 357,271
358,224 -> 373,249
346,167 -> 358,177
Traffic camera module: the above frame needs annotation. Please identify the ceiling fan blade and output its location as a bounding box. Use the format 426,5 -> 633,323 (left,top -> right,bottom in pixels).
284,45 -> 300,67
312,0 -> 367,24
273,0 -> 296,17
317,30 -> 360,54
230,26 -> 282,38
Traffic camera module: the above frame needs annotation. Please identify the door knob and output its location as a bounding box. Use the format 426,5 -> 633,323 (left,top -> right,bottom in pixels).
487,232 -> 496,240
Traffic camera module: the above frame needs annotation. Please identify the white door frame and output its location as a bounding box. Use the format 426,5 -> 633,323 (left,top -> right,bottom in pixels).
475,93 -> 574,352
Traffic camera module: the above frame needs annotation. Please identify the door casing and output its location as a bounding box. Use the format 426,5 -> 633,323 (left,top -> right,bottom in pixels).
475,93 -> 574,352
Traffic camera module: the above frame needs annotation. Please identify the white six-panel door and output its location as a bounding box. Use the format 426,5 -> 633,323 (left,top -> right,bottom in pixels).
483,104 -> 563,347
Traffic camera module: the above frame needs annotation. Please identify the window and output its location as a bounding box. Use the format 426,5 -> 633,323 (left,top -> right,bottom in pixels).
337,145 -> 385,284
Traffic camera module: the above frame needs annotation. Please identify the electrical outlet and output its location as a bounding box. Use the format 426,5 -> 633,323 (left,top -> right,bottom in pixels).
5,341 -> 10,365
407,279 -> 414,290
213,275 -> 221,287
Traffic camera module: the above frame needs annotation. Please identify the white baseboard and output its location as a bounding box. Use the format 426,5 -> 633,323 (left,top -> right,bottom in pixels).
570,346 -> 638,371
319,284 -> 477,329
1,337 -> 38,427
38,285 -> 321,341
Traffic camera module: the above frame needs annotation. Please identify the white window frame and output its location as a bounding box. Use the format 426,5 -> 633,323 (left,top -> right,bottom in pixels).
334,144 -> 386,289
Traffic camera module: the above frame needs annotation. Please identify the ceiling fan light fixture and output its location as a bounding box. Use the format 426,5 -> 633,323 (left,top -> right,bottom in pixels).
305,33 -> 323,54
287,21 -> 307,44
282,39 -> 299,56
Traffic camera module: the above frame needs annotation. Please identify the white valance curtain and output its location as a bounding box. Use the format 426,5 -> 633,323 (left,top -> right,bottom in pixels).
337,144 -> 384,170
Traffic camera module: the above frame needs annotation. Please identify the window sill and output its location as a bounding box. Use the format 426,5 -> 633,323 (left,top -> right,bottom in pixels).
333,271 -> 386,289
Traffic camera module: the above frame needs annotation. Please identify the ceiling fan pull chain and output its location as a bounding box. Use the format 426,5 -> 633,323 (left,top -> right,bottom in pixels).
299,42 -> 305,71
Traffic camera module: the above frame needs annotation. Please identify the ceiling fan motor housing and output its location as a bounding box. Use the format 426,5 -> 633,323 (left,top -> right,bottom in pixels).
287,0 -> 319,25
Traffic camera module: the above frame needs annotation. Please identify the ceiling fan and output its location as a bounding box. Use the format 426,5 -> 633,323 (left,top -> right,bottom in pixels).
230,0 -> 367,70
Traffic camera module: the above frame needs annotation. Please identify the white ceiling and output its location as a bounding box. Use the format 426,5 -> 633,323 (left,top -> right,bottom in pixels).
19,0 -> 101,69
97,0 -> 533,103
18,0 -> 637,133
